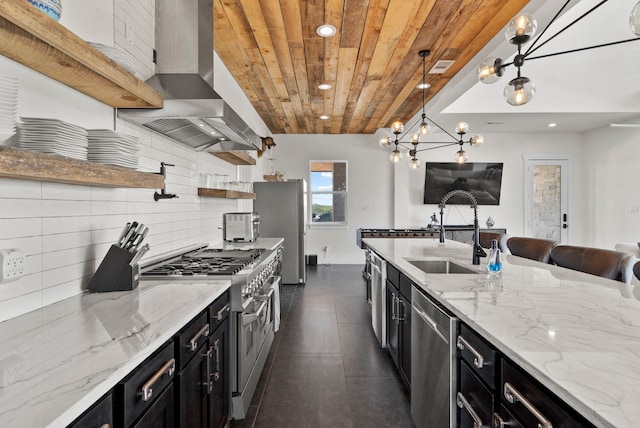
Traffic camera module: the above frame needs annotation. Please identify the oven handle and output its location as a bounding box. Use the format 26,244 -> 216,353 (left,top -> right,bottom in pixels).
242,300 -> 268,326
255,287 -> 275,301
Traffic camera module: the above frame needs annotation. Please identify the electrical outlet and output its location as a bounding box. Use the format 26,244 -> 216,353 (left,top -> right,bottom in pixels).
0,249 -> 25,283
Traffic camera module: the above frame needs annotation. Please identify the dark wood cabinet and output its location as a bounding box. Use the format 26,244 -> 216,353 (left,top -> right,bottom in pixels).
208,317 -> 228,428
385,267 -> 411,388
114,342 -> 176,428
68,392 -> 113,428
176,340 -> 209,428
131,383 -> 175,428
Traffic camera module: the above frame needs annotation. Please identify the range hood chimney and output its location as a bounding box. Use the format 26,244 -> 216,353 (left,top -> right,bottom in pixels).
117,0 -> 260,152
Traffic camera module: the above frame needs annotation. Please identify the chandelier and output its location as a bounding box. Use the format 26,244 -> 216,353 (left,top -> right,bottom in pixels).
477,0 -> 640,105
379,50 -> 484,169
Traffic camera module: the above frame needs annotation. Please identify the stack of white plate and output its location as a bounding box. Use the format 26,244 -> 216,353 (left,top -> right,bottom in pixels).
87,129 -> 139,169
19,117 -> 88,160
88,43 -> 137,76
0,75 -> 18,139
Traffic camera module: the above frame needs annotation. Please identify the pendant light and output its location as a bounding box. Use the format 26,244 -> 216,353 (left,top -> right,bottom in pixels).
379,51 -> 485,167
478,0 -> 640,105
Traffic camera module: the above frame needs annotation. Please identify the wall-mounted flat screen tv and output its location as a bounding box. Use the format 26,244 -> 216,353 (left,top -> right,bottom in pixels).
423,162 -> 503,205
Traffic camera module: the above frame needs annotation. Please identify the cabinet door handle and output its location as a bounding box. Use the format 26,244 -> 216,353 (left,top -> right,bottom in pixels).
456,392 -> 487,428
504,382 -> 553,428
396,297 -> 404,321
188,324 -> 210,352
214,303 -> 230,320
141,358 -> 175,402
204,347 -> 213,394
456,336 -> 485,369
391,292 -> 397,320
212,338 -> 221,382
492,413 -> 506,428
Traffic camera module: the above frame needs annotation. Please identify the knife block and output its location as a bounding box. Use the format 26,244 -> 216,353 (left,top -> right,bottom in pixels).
88,245 -> 140,293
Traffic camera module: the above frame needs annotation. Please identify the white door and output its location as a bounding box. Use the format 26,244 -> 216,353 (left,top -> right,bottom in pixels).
523,157 -> 570,243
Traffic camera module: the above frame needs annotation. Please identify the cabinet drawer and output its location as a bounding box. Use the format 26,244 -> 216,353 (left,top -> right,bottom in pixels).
115,342 -> 175,427
458,324 -> 497,390
387,263 -> 400,287
501,359 -> 594,428
175,311 -> 210,370
69,392 -> 113,428
209,290 -> 230,333
399,273 -> 412,301
458,361 -> 493,428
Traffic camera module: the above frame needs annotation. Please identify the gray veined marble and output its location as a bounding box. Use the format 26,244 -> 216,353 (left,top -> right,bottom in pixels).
364,238 -> 640,428
0,279 -> 230,428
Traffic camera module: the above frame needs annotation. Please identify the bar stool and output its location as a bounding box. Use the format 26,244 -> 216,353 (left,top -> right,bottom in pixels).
550,245 -> 635,284
479,231 -> 510,254
506,237 -> 557,264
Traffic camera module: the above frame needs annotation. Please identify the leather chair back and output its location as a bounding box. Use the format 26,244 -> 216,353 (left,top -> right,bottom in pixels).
634,261 -> 640,283
506,237 -> 557,264
479,231 -> 511,254
550,245 -> 635,284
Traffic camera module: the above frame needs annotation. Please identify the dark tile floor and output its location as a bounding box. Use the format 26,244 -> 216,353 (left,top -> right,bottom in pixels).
231,264 -> 415,428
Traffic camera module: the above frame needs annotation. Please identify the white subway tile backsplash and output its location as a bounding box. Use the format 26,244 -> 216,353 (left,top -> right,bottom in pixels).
0,291 -> 42,323
42,247 -> 93,271
41,182 -> 91,200
42,216 -> 92,235
0,236 -> 43,256
0,272 -> 41,302
0,199 -> 42,219
42,200 -> 91,217
42,231 -> 93,253
0,179 -> 41,199
42,262 -> 93,289
0,218 -> 42,239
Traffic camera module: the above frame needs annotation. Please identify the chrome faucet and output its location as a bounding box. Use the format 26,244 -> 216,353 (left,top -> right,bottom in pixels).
438,189 -> 486,265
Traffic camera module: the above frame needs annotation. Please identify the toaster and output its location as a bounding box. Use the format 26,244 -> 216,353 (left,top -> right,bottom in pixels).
223,212 -> 260,242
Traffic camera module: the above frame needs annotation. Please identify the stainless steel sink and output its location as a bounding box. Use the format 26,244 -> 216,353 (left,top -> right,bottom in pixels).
406,259 -> 478,274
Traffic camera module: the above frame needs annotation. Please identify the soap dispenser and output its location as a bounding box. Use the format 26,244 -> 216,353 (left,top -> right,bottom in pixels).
487,239 -> 502,276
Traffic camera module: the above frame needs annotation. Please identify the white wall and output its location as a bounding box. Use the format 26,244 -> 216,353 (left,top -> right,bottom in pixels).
263,134 -> 393,264
583,126 -> 640,249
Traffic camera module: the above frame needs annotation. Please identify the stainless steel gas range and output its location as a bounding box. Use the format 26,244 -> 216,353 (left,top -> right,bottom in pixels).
140,244 -> 283,420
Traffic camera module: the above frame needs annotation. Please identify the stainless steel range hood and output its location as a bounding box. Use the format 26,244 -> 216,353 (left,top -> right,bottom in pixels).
117,0 -> 260,152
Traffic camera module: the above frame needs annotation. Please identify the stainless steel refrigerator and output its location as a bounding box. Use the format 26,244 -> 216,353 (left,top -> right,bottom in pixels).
253,179 -> 307,284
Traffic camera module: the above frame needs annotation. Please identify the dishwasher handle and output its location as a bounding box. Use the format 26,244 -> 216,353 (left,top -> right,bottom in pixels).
413,303 -> 449,343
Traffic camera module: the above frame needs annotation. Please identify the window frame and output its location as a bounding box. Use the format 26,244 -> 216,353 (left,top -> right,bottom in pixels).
309,160 -> 348,226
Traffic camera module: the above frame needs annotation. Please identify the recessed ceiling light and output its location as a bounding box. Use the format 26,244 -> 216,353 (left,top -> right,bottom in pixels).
318,83 -> 332,90
548,123 -> 557,127
416,82 -> 431,90
319,115 -> 330,120
316,24 -> 337,37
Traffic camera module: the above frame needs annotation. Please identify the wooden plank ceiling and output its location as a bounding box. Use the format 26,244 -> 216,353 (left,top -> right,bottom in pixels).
214,0 -> 530,135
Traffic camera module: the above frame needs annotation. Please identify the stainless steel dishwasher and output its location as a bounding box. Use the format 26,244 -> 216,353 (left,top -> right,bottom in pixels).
411,285 -> 458,428
370,251 -> 387,347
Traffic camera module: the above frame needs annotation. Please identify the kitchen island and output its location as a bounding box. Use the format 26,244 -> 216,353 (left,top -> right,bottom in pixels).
364,237 -> 640,428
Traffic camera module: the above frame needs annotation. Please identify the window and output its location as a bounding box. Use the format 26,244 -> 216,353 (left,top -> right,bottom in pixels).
310,161 -> 347,224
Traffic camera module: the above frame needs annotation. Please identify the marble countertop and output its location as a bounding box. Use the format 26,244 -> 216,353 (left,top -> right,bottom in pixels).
0,278 -> 230,428
364,238 -> 640,428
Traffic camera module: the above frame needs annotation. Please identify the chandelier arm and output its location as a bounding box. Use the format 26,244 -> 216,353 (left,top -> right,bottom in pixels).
523,0 -> 573,56
414,142 -> 460,153
525,37 -> 640,62
526,0 -> 609,58
421,114 -> 460,141
396,115 -> 423,141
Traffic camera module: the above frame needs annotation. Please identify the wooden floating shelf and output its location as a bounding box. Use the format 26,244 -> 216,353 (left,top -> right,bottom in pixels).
198,188 -> 256,199
0,0 -> 163,108
0,146 -> 164,189
210,151 -> 256,166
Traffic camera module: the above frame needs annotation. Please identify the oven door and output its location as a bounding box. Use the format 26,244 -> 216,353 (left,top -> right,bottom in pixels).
237,292 -> 273,390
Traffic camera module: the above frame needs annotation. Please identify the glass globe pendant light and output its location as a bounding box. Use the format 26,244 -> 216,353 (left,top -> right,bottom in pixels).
455,148 -> 468,164
504,76 -> 535,106
631,1 -> 640,35
390,149 -> 402,163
